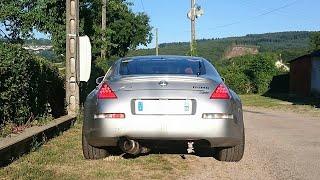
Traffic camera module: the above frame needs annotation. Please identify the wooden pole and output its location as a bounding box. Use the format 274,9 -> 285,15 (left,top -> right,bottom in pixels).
66,0 -> 80,115
156,28 -> 159,56
101,0 -> 107,58
190,0 -> 196,56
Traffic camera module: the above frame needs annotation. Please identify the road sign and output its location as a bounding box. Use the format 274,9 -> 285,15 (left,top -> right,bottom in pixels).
79,36 -> 92,82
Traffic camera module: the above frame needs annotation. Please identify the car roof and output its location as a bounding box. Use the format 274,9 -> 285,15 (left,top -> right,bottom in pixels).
121,55 -> 204,62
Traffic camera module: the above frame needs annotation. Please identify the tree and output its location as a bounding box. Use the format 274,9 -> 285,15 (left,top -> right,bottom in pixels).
0,0 -> 152,58
310,32 -> 320,51
218,53 -> 280,94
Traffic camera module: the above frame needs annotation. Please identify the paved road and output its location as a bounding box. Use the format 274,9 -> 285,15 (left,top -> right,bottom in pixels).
180,107 -> 320,180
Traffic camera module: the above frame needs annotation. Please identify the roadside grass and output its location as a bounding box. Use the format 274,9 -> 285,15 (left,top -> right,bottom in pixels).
0,123 -> 189,180
240,94 -> 320,116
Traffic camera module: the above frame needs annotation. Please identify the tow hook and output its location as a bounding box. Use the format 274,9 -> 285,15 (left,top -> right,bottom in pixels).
187,142 -> 195,154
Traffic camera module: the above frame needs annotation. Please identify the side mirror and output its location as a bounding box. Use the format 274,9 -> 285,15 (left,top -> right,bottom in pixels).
221,77 -> 225,82
96,76 -> 104,85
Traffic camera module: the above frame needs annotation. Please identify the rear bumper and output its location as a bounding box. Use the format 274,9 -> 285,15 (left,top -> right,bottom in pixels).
85,116 -> 243,148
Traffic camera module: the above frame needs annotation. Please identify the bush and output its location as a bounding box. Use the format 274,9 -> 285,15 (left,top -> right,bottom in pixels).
0,43 -> 65,126
219,53 -> 279,94
219,65 -> 253,94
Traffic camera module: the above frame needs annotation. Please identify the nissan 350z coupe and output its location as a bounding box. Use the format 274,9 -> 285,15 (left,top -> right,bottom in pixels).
82,56 -> 245,162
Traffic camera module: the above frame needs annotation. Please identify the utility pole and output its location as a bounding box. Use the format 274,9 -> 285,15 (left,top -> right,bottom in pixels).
155,28 -> 159,56
190,0 -> 196,55
66,0 -> 80,115
101,0 -> 107,59
187,0 -> 204,56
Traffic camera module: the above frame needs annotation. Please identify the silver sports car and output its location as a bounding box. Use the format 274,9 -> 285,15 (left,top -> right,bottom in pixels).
83,56 -> 244,162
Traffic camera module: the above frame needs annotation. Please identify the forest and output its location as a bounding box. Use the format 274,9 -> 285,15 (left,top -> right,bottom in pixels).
128,31 -> 315,62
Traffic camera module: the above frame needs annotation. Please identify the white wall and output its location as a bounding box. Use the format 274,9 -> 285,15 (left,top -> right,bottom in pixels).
311,57 -> 320,95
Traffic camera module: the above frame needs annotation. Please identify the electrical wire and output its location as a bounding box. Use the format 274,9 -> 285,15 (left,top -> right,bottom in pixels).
140,0 -> 146,12
158,0 -> 302,35
255,0 -> 299,17
206,0 -> 300,30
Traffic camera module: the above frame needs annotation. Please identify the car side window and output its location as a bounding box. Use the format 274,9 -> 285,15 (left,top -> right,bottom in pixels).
203,59 -> 222,78
105,65 -> 115,80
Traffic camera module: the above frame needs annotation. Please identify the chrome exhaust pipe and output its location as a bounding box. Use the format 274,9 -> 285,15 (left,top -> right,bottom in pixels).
119,139 -> 141,155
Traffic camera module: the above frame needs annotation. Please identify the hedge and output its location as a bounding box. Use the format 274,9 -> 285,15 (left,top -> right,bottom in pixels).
218,53 -> 280,94
0,43 -> 65,126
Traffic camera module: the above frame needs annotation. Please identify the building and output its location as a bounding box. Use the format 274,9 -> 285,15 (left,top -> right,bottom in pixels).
289,51 -> 320,96
275,59 -> 289,72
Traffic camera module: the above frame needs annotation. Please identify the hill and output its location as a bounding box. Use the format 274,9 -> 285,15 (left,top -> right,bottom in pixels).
24,38 -> 51,46
128,31 -> 315,62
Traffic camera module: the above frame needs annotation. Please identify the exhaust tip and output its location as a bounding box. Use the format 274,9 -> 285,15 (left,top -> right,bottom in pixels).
119,139 -> 141,155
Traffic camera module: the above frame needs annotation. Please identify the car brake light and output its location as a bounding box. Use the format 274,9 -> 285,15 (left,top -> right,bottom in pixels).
210,83 -> 230,99
98,83 -> 117,99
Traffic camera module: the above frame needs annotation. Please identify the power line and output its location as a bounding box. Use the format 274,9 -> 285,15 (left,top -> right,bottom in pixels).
138,0 -> 306,43
140,0 -> 146,12
206,0 -> 300,30
255,0 -> 299,17
159,0 -> 302,35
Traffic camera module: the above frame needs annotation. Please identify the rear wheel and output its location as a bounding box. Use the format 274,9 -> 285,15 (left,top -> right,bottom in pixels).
214,131 -> 245,162
82,131 -> 109,160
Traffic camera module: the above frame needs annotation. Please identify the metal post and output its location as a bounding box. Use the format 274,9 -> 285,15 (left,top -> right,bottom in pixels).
101,0 -> 107,59
190,0 -> 196,56
66,0 -> 80,115
156,28 -> 159,56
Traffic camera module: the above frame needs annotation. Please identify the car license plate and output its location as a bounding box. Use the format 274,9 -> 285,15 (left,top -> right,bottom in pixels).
135,99 -> 192,115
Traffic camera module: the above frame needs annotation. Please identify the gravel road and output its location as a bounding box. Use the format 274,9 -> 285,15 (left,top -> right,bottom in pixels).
180,107 -> 320,180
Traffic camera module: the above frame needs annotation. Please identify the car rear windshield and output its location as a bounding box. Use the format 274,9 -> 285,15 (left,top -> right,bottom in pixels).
119,58 -> 206,75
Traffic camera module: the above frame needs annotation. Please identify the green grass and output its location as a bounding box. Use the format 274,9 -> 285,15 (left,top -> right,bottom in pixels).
0,123 -> 189,180
240,94 -> 289,107
240,94 -> 320,116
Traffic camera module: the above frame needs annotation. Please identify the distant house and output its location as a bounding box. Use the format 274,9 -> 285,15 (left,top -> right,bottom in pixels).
289,51 -> 320,96
275,59 -> 289,72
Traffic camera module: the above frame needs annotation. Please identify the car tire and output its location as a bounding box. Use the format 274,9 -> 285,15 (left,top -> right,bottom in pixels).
214,131 -> 245,162
82,131 -> 109,160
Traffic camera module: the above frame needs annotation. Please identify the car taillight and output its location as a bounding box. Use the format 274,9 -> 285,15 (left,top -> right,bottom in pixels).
210,83 -> 230,99
98,83 -> 117,99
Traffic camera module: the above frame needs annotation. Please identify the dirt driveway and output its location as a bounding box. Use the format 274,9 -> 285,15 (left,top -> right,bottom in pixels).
180,107 -> 320,180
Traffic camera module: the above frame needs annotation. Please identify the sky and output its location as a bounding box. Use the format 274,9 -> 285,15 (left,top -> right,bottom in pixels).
1,0 -> 319,48
129,0 -> 320,48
